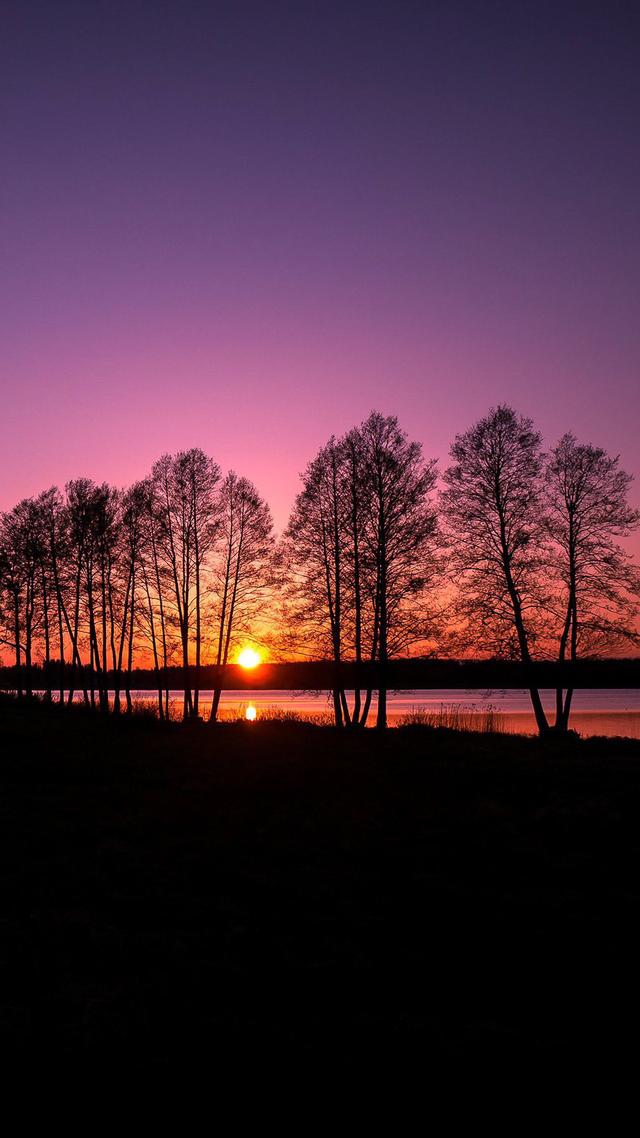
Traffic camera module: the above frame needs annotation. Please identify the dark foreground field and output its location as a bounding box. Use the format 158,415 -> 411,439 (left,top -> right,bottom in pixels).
2,696 -> 640,1076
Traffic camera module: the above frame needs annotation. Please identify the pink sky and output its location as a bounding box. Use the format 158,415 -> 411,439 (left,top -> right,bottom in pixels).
2,2 -> 639,544
3,306 -> 639,541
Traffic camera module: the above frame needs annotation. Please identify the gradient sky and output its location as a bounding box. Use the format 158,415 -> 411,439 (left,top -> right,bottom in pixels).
1,0 -> 639,534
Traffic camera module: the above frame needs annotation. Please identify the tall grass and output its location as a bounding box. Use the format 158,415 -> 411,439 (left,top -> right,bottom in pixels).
397,702 -> 506,734
219,703 -> 335,726
32,690 -> 506,732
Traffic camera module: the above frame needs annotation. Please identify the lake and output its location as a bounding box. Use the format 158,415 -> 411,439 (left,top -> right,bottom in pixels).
122,687 -> 640,737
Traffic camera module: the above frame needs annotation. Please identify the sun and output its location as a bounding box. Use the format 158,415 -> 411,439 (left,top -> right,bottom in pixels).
237,646 -> 261,669
245,704 -> 257,722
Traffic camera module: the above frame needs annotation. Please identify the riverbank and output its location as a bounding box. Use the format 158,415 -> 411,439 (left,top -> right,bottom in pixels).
2,695 -> 640,1075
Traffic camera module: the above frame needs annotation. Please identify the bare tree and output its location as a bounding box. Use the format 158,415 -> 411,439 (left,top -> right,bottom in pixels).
0,499 -> 46,699
283,438 -> 351,726
0,509 -> 26,697
358,412 -> 439,729
187,450 -> 221,716
136,480 -> 167,718
32,488 -> 67,701
545,433 -> 640,730
89,484 -> 120,712
441,405 -> 551,735
142,481 -> 173,718
24,492 -> 58,702
209,472 -> 274,722
3,416 -> 638,733
151,450 -> 220,719
65,479 -> 100,705
115,482 -> 148,714
340,427 -> 371,726
283,413 -> 439,729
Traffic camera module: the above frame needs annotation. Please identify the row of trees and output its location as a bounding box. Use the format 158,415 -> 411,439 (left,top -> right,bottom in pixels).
281,413 -> 440,728
443,408 -> 639,733
0,452 -> 273,721
1,407 -> 639,733
282,408 -> 639,731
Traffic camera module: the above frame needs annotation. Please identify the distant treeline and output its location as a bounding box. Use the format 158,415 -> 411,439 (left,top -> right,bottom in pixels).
1,658 -> 639,691
1,407 -> 639,733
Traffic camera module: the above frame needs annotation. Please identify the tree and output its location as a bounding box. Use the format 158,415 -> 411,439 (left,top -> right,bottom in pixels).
0,499 -> 44,699
545,433 -> 640,730
116,482 -> 148,714
151,450 -> 220,719
90,483 -> 120,712
441,405 -> 551,735
340,426 -> 371,726
283,413 -> 439,728
26,491 -> 58,701
136,479 -> 169,719
283,438 -> 348,726
358,412 -> 439,729
34,487 -> 70,703
209,472 -> 274,722
65,479 -> 99,705
0,507 -> 26,697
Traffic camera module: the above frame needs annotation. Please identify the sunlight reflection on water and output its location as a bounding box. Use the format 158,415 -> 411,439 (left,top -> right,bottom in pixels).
117,688 -> 640,738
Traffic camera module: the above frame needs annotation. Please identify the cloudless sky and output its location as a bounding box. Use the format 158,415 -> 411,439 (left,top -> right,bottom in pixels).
1,0 -> 639,532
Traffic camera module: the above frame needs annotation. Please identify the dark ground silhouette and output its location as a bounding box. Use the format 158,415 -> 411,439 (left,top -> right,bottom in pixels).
2,695 -> 640,1076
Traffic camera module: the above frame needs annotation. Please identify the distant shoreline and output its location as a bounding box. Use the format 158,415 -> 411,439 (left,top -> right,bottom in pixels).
2,657 -> 640,691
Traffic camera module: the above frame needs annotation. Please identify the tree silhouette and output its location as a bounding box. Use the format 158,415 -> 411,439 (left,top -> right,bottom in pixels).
442,405 -> 551,735
150,450 -> 220,719
0,413 -> 638,734
209,472 -> 274,722
283,412 -> 439,728
358,412 -> 439,728
283,437 -> 348,725
545,433 -> 640,730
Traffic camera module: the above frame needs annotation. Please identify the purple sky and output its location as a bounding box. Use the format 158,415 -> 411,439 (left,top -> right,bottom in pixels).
2,0 -> 639,534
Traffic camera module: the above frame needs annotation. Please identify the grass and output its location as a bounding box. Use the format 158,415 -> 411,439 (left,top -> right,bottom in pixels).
220,702 -> 336,725
1,693 -> 640,1077
398,701 -> 507,732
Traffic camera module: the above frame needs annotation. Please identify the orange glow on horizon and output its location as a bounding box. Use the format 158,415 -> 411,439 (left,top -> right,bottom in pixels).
245,704 -> 257,721
238,646 -> 261,669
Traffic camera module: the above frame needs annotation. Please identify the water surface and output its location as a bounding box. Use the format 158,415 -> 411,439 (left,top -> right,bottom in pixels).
126,687 -> 640,738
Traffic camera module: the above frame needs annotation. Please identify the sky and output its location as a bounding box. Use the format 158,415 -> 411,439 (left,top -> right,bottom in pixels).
1,0 -> 639,534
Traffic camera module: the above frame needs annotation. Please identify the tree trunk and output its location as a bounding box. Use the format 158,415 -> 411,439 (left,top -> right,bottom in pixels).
181,624 -> 192,721
210,681 -> 223,723
497,506 -> 549,736
114,564 -> 133,715
359,579 -> 381,729
193,510 -> 201,719
50,540 -> 67,705
125,569 -> 135,714
24,575 -> 35,699
527,687 -> 549,736
56,586 -> 65,705
554,510 -> 577,732
150,525 -> 169,719
360,688 -> 374,727
69,564 -> 88,706
351,468 -> 363,727
13,594 -> 22,699
87,564 -> 100,710
143,564 -> 163,720
332,688 -> 344,727
100,555 -> 108,713
41,569 -> 52,701
376,498 -> 388,731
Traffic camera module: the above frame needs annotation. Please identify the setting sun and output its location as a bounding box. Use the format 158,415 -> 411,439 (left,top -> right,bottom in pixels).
245,705 -> 257,721
238,647 -> 261,669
